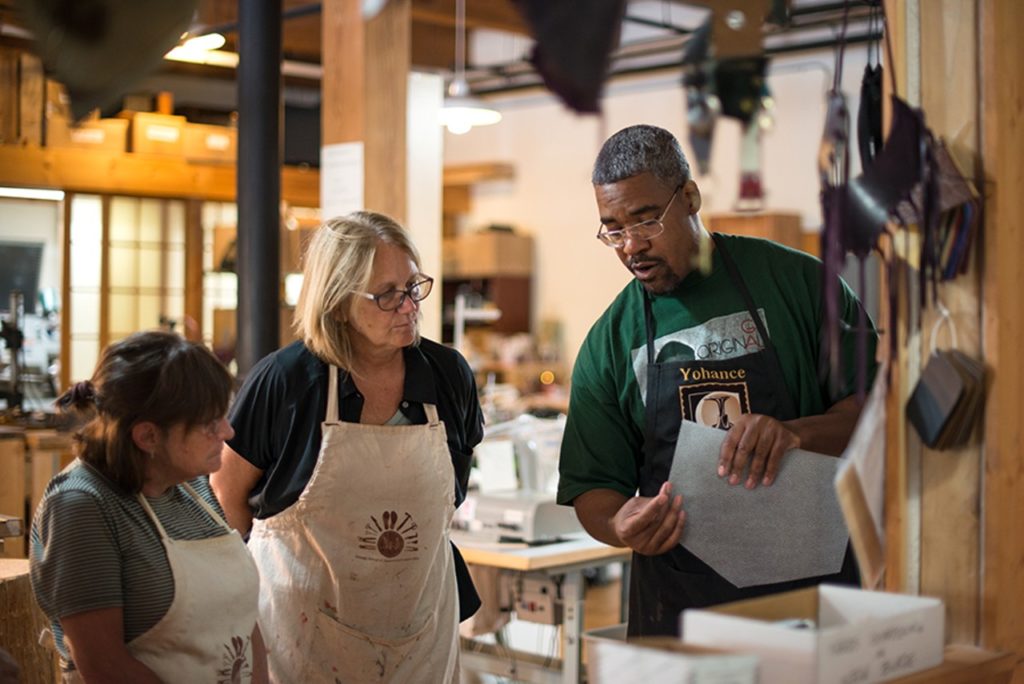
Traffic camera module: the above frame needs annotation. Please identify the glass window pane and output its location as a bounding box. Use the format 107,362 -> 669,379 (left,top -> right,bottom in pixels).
70,196 -> 102,288
138,295 -> 162,330
109,293 -> 137,333
164,296 -> 185,331
166,201 -> 185,245
70,195 -> 102,244
70,291 -> 100,334
109,197 -> 139,241
138,248 -> 162,288
139,199 -> 162,243
109,246 -> 139,288
165,245 -> 184,289
70,338 -> 99,382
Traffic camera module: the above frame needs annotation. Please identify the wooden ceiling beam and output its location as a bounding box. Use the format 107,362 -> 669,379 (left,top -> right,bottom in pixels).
411,21 -> 456,70
411,0 -> 527,34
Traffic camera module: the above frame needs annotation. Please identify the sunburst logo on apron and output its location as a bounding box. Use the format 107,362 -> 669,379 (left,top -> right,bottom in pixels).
359,510 -> 419,558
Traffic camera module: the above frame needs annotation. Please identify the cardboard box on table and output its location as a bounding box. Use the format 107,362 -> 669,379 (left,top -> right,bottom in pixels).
681,584 -> 944,684
584,622 -> 758,684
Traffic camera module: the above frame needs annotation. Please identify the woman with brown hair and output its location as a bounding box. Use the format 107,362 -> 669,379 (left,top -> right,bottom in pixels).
211,211 -> 482,683
30,331 -> 267,683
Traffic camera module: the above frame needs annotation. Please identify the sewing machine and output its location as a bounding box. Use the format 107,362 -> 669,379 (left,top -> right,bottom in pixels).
470,490 -> 583,544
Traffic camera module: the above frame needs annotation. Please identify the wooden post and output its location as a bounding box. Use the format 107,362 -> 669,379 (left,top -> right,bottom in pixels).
184,199 -> 204,342
321,0 -> 411,223
980,0 -> 1024,671
882,0 -> 911,596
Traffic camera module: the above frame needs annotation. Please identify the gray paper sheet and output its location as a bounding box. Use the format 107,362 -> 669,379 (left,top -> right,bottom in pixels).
668,421 -> 850,588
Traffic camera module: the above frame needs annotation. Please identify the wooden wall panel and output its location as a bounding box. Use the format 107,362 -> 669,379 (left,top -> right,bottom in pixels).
980,0 -> 1024,673
918,0 -> 982,647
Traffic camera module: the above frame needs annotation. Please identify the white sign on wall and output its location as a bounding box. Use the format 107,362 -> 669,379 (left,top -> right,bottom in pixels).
319,141 -> 364,220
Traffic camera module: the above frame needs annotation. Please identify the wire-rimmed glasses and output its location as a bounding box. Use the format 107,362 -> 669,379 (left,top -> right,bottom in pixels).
356,275 -> 434,312
595,185 -> 682,248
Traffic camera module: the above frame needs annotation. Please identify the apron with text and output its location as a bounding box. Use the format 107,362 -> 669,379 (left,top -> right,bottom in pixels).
66,483 -> 261,683
629,233 -> 858,637
249,365 -> 459,684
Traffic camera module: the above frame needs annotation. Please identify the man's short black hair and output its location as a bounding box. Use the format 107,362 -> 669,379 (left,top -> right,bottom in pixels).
592,124 -> 691,188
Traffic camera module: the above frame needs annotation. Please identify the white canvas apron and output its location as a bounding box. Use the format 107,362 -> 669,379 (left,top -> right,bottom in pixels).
64,483 -> 261,683
250,365 -> 459,684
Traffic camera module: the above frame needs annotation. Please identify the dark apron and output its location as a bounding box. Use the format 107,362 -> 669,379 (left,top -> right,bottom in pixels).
628,234 -> 859,637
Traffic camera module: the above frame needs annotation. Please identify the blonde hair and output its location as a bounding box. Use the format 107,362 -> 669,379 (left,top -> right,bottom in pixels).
293,211 -> 422,369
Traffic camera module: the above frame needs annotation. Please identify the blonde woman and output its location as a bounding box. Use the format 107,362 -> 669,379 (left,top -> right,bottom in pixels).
211,211 -> 482,683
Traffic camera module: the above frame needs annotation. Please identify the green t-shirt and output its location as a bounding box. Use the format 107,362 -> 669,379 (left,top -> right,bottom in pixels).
557,234 -> 877,505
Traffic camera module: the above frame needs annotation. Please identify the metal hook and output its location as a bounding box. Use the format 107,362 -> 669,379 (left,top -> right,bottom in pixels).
929,298 -> 958,355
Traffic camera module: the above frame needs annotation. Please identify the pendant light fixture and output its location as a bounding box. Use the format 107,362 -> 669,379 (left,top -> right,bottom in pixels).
439,0 -> 501,135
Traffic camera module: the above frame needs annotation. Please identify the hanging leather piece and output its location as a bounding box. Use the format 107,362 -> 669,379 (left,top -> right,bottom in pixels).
856,3 -> 885,170
683,19 -> 718,176
511,0 -> 627,114
15,0 -> 197,120
818,89 -> 851,397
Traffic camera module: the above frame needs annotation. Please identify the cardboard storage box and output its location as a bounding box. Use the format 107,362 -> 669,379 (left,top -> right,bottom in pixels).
443,231 -> 532,278
584,623 -> 758,684
681,584 -> 944,684
46,115 -> 128,152
183,122 -> 236,163
121,111 -> 186,155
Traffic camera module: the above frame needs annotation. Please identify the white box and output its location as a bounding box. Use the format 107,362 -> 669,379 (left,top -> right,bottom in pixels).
681,585 -> 944,684
584,623 -> 758,684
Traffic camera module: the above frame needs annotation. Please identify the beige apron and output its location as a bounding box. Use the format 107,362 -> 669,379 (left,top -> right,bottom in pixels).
250,365 -> 459,684
63,483 -> 261,683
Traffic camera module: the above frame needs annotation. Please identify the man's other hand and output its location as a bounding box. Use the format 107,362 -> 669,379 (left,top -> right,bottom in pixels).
612,481 -> 686,555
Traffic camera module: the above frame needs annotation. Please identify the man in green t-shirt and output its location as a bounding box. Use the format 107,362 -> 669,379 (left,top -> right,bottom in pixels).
557,124 -> 876,637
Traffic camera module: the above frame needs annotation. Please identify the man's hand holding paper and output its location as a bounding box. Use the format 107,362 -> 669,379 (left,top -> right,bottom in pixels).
669,421 -> 850,588
717,413 -> 802,488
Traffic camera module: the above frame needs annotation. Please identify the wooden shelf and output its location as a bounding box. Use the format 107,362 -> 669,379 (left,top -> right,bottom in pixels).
443,162 -> 514,187
0,144 -> 320,206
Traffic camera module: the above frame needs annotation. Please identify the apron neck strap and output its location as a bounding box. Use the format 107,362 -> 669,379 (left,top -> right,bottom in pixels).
327,365 -> 340,422
423,403 -> 440,425
711,233 -> 797,418
137,482 -> 233,539
137,491 -> 170,540
181,482 -> 233,531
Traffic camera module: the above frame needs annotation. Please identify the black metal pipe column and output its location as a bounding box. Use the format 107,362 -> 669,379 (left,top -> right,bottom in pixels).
237,0 -> 283,375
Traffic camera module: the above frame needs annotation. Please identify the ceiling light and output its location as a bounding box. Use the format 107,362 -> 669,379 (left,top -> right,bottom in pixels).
0,187 -> 65,201
164,46 -> 239,68
440,0 -> 501,135
440,79 -> 502,135
180,31 -> 226,52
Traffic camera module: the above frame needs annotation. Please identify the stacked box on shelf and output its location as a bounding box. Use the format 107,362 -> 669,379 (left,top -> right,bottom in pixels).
183,122 -> 236,163
43,80 -> 128,152
118,110 -> 187,156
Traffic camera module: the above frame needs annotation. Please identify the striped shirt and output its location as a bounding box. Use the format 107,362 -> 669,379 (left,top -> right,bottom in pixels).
29,461 -> 229,670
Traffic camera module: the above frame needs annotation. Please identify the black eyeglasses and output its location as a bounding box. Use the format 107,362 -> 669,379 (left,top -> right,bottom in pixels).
356,275 -> 434,312
596,185 -> 682,248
